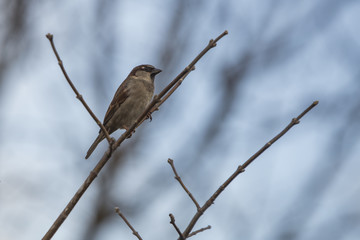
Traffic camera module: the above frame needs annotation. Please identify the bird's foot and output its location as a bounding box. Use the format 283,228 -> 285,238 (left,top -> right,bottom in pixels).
146,112 -> 153,122
126,129 -> 136,139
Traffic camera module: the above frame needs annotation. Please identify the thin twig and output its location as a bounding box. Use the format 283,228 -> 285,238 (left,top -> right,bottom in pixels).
188,225 -> 211,238
168,158 -> 200,210
42,30 -> 228,240
169,214 -> 185,240
45,34 -> 112,145
115,207 -> 143,240
180,101 -> 319,238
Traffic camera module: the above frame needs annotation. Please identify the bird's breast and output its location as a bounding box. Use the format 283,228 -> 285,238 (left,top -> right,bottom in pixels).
114,79 -> 154,129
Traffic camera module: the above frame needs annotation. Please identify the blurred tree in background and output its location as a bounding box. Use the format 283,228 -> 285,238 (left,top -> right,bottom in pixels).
0,0 -> 359,239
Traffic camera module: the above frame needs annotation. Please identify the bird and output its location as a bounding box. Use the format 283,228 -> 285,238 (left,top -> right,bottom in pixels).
85,64 -> 162,159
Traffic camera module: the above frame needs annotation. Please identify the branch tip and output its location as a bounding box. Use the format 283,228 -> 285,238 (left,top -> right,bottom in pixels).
169,213 -> 175,222
214,30 -> 228,42
46,33 -> 53,40
115,207 -> 143,240
188,225 -> 212,238
169,214 -> 185,240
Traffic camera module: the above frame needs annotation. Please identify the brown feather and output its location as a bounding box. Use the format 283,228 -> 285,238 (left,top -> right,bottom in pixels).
102,82 -> 130,131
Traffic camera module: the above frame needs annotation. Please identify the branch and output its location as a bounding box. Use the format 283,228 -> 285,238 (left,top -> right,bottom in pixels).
188,225 -> 211,238
42,30 -> 228,240
180,101 -> 319,238
168,158 -> 200,210
169,214 -> 185,240
115,207 -> 142,240
45,33 -> 112,145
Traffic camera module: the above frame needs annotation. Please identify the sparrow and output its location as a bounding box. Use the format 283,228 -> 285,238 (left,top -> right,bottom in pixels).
85,64 -> 162,159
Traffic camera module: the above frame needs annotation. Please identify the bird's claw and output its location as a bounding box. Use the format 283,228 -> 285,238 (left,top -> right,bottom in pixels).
126,129 -> 136,139
146,112 -> 153,122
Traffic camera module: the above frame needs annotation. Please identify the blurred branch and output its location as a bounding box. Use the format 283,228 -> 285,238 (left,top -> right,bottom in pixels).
0,0 -> 29,87
115,207 -> 142,240
168,158 -> 200,210
158,0 -> 199,73
45,33 -> 113,145
180,101 -> 319,238
42,30 -> 228,240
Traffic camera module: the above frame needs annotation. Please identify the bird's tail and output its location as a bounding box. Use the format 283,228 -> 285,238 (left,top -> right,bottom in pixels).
85,134 -> 103,159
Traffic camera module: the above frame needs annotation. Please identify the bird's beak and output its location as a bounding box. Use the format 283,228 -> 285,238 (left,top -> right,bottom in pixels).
152,68 -> 162,75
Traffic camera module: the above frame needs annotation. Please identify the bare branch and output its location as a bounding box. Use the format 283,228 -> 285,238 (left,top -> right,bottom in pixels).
168,158 -> 200,210
115,207 -> 143,240
42,30 -> 228,240
45,33 -> 112,145
181,101 -> 319,238
169,214 -> 185,240
188,225 -> 211,238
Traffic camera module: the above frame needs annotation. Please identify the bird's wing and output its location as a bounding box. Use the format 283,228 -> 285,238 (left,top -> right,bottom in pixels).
102,82 -> 130,130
